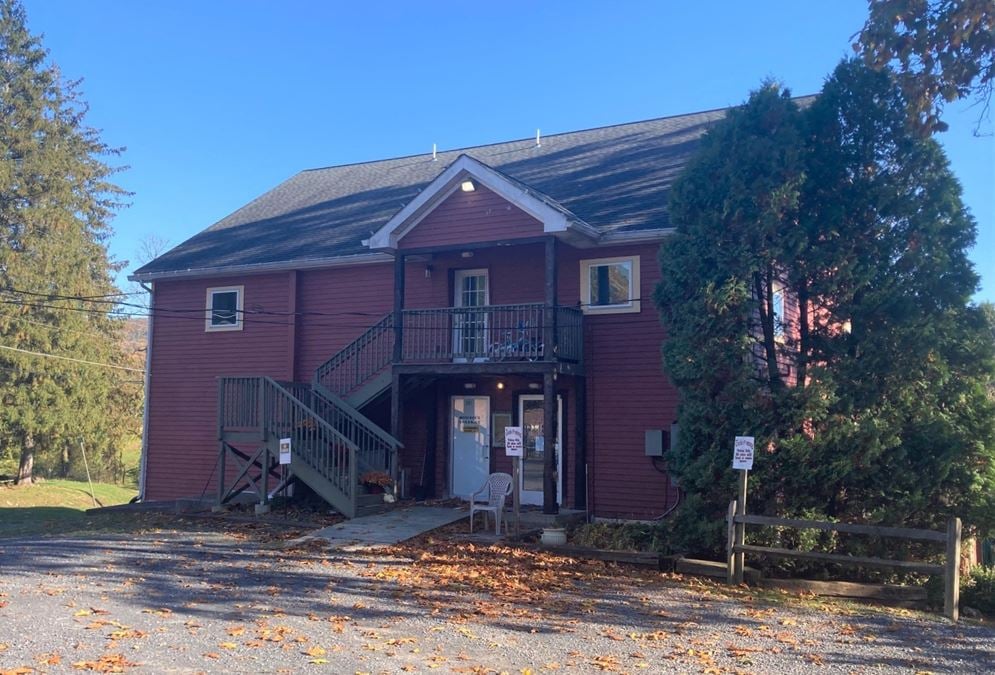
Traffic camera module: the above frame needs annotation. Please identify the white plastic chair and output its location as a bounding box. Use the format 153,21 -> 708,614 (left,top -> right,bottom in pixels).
468,472 -> 513,536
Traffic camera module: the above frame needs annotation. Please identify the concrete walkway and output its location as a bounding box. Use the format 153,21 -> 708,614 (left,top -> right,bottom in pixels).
306,504 -> 467,550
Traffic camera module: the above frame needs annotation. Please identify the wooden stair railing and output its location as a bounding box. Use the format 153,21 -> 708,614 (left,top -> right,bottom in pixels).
313,313 -> 394,405
282,381 -> 400,479
218,376 -> 362,517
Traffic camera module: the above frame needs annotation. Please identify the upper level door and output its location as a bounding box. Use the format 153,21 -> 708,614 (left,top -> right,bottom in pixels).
453,269 -> 489,361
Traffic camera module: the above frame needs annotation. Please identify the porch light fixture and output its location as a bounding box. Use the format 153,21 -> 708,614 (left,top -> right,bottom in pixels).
496,381 -> 505,390
460,179 -> 476,192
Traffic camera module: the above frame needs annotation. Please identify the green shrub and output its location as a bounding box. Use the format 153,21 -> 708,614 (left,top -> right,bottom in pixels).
962,566 -> 995,616
570,522 -> 671,553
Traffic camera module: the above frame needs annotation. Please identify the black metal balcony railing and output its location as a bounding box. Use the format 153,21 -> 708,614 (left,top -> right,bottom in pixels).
313,303 -> 584,401
400,303 -> 583,364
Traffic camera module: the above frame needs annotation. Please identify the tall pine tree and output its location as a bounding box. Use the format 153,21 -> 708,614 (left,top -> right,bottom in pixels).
656,60 -> 995,554
0,0 -> 138,484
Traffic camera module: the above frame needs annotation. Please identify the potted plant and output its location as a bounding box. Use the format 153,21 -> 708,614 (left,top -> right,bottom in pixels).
360,470 -> 395,501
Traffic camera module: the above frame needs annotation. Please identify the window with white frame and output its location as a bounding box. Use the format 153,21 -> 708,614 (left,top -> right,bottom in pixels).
205,286 -> 243,331
580,256 -> 640,314
772,287 -> 785,339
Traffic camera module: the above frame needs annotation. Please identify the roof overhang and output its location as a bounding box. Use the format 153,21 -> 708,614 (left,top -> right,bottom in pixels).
128,252 -> 392,283
366,154 -> 598,250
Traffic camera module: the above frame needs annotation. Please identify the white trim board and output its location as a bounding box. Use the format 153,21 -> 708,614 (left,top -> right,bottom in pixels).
366,154 -> 598,250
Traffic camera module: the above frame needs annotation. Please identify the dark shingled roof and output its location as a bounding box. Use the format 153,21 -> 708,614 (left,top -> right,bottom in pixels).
135,104 -> 742,277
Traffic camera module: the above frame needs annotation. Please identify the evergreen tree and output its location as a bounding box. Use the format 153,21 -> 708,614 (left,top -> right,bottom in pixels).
0,0 -> 138,484
656,60 -> 995,554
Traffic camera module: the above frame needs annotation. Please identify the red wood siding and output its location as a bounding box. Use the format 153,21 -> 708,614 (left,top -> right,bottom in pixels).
398,184 -> 543,250
144,196 -> 678,518
145,274 -> 291,501
293,263 -> 393,380
558,243 -> 681,519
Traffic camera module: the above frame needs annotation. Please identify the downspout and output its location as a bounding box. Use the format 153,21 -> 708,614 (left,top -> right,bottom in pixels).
137,281 -> 154,501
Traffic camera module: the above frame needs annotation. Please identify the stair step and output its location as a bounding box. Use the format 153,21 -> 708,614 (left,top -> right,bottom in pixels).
357,492 -> 389,507
355,503 -> 389,518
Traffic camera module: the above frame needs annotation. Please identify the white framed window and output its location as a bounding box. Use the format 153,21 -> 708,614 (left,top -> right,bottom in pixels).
580,256 -> 640,314
205,286 -> 243,331
772,287 -> 785,339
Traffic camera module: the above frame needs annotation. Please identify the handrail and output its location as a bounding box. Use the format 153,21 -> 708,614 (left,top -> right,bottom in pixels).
311,382 -> 402,450
313,313 -> 394,399
218,376 -> 360,505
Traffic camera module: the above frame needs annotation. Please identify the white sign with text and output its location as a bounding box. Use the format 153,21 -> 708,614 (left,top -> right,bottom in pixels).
505,426 -> 524,457
279,437 -> 292,465
732,436 -> 754,471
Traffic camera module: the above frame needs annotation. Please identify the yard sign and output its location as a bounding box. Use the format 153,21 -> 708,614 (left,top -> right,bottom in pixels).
732,436 -> 754,471
279,437 -> 292,465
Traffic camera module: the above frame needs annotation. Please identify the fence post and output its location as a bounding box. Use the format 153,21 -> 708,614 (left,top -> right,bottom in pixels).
733,469 -> 748,584
944,516 -> 962,622
727,500 -> 737,584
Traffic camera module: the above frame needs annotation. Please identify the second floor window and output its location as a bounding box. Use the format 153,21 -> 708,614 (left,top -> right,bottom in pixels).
580,256 -> 641,314
206,286 -> 243,331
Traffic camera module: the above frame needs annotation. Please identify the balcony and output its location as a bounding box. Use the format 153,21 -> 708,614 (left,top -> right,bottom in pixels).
399,303 -> 583,365
314,303 -> 583,405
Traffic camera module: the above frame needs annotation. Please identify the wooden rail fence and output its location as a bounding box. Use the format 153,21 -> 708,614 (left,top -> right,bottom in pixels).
726,502 -> 962,621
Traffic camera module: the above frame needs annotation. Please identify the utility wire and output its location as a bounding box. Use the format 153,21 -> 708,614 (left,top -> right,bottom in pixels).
0,344 -> 145,373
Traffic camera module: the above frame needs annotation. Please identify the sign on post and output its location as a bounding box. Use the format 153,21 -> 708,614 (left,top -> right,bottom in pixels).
504,426 -> 523,457
279,437 -> 292,465
732,436 -> 754,471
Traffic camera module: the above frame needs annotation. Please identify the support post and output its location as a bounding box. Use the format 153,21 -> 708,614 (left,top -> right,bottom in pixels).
733,469 -> 748,584
217,442 -> 227,505
543,237 -> 557,362
393,254 -> 405,363
727,500 -> 737,584
944,516 -> 962,622
542,370 -> 558,514
390,371 -> 402,481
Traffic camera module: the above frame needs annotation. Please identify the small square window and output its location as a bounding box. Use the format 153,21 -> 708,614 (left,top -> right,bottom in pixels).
580,256 -> 640,314
206,286 -> 243,331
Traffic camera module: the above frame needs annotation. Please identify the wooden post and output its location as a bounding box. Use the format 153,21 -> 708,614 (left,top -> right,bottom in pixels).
390,371 -> 402,481
542,237 -> 558,515
260,444 -> 270,507
733,469 -> 748,584
543,237 -> 557,362
512,455 -> 521,536
944,516 -> 962,622
727,500 -> 737,584
393,253 -> 405,363
542,370 -> 558,514
217,442 -> 227,505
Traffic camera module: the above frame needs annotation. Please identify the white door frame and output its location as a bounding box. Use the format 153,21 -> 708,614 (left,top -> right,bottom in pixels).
518,394 -> 563,506
450,395 -> 491,499
453,269 -> 489,361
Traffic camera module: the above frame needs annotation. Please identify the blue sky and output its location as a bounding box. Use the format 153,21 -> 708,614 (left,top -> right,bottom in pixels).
22,0 -> 994,301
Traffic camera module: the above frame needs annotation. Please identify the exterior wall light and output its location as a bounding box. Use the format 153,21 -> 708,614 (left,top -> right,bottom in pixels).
496,382 -> 505,390
460,179 -> 476,192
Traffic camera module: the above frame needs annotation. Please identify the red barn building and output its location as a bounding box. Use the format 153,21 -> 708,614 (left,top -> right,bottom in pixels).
132,106 -> 740,520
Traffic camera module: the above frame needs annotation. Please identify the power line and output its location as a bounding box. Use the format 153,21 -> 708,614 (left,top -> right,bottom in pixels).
0,344 -> 144,373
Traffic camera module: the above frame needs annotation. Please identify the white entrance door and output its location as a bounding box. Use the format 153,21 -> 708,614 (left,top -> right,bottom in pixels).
451,395 -> 491,499
453,269 -> 489,361
519,394 -> 562,506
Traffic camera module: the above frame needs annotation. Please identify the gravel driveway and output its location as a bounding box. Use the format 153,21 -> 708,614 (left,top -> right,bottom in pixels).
0,516 -> 992,673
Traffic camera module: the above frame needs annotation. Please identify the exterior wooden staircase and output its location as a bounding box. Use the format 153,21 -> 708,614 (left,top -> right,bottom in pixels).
216,374 -> 400,518
217,303 -> 584,518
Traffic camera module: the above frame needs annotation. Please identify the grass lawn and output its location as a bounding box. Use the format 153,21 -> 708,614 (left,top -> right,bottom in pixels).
0,479 -> 139,538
